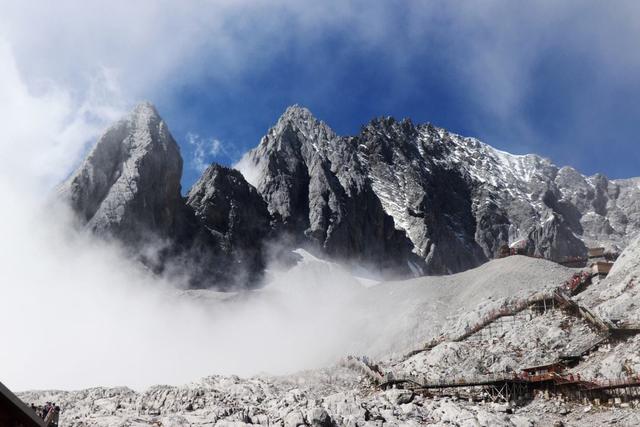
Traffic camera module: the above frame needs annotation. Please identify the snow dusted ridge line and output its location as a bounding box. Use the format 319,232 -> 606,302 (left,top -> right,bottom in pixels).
239,105 -> 640,276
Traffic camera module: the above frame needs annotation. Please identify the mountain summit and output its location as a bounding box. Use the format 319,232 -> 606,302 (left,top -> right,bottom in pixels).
59,101 -> 184,243
236,106 -> 423,276
58,102 -> 267,287
61,103 -> 640,287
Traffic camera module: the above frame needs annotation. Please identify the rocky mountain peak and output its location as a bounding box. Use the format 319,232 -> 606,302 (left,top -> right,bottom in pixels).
365,116 -> 417,137
279,104 -> 314,122
61,101 -> 640,287
184,163 -> 272,286
130,100 -> 161,121
269,105 -> 337,152
59,102 -> 183,244
187,164 -> 270,235
359,116 -> 422,165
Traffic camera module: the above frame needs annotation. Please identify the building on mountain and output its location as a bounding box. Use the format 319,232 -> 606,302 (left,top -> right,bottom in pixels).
521,362 -> 565,381
591,261 -> 614,277
588,247 -> 606,259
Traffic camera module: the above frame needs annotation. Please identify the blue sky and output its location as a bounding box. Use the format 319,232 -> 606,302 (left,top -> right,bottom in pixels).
2,1 -> 639,190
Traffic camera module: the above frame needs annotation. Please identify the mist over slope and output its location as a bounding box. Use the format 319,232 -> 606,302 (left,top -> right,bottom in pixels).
14,240 -> 640,426
0,180 -> 574,393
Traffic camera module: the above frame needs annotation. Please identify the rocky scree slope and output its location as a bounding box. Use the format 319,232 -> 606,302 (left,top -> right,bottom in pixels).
60,102 -> 640,286
24,369 -> 640,427
18,252 -> 640,426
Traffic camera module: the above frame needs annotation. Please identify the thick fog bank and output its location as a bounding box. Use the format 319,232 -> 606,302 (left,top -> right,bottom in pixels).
0,180 -> 378,391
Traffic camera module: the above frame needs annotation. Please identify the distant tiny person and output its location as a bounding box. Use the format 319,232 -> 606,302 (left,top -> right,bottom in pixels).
52,405 -> 61,426
42,402 -> 51,419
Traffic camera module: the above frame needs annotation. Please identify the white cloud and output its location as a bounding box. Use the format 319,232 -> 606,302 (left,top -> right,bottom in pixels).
2,1 -> 639,169
0,175 -> 374,391
186,133 -> 224,172
0,39 -> 125,192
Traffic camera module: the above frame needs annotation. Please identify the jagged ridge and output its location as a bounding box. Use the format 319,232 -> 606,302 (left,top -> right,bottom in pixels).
239,107 -> 640,275
61,102 -> 640,286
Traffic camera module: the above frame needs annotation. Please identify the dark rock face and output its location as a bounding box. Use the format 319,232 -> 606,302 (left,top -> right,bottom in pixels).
236,107 -> 425,277
185,164 -> 272,286
356,118 -> 487,274
364,120 -> 640,269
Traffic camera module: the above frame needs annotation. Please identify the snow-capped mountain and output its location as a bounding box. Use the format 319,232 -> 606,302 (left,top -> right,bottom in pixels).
238,105 -> 640,275
60,103 -> 640,286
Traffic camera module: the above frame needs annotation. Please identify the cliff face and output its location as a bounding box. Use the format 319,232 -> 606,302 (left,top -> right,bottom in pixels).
59,102 -> 183,245
236,106 -> 424,276
61,103 -> 640,286
185,164 -> 272,286
57,103 -> 266,288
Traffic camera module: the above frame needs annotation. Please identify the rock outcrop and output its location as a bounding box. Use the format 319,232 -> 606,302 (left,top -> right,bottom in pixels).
59,102 -> 183,245
185,164 -> 272,286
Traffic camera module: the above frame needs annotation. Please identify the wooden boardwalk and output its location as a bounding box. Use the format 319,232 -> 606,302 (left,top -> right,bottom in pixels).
377,270 -> 640,403
380,370 -> 640,403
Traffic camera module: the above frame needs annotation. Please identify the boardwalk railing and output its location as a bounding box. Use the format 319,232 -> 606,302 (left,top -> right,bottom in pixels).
339,356 -> 385,384
383,270 -> 640,401
405,288 -> 605,358
381,372 -> 524,389
383,371 -> 640,394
